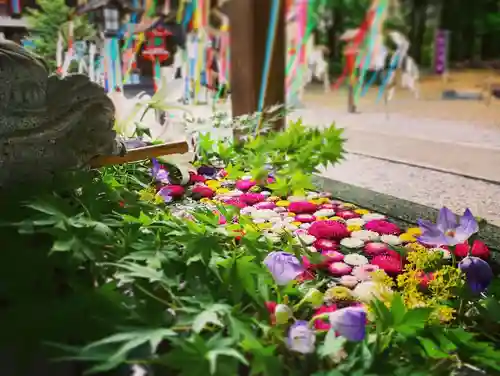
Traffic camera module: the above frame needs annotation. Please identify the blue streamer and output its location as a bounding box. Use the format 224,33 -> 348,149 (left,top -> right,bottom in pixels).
376,54 -> 399,102
257,0 -> 280,114
182,1 -> 194,29
360,70 -> 379,97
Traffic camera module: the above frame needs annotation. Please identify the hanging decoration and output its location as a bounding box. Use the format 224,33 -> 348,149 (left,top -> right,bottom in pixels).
142,26 -> 172,92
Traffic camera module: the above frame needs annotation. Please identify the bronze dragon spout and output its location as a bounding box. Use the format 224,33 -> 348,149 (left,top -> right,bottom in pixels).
0,40 -> 126,188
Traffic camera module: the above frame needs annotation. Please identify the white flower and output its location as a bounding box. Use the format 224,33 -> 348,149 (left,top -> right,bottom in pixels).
314,209 -> 335,217
252,218 -> 267,224
344,253 -> 369,266
265,234 -> 281,243
288,196 -> 307,202
352,264 -> 380,281
380,235 -> 402,246
340,237 -> 364,249
274,207 -> 287,213
353,281 -> 393,303
300,223 -> 312,230
251,209 -> 279,220
339,275 -> 359,288
226,190 -> 243,197
240,206 -> 256,215
350,230 -> 379,242
242,175 -> 253,180
285,224 -> 299,231
308,246 -> 318,253
362,213 -> 386,221
295,233 -> 316,245
307,192 -> 320,200
346,218 -> 366,227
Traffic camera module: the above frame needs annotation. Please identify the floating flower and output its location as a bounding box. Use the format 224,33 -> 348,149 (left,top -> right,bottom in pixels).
287,321 -> 316,354
150,158 -> 170,183
347,224 -> 362,232
314,238 -> 339,251
288,201 -> 318,214
314,209 -> 335,217
240,193 -> 266,205
325,286 -> 354,301
364,242 -> 390,256
254,201 -> 276,210
328,262 -> 352,276
399,232 -> 417,243
352,264 -> 380,281
336,210 -> 360,220
365,220 -> 401,235
454,240 -> 490,260
328,306 -> 367,342
235,179 -> 256,191
296,270 -> 316,282
362,213 -> 386,221
406,227 -> 422,236
295,214 -> 316,223
354,209 -> 370,215
417,207 -> 478,247
251,209 -> 280,220
158,185 -> 185,200
198,165 -> 218,177
288,195 -> 307,202
339,275 -> 359,288
313,305 -> 337,330
344,253 -> 369,266
295,232 -> 316,245
380,234 -> 402,246
340,237 -> 364,249
222,197 -> 247,208
263,251 -> 305,285
191,186 -> 215,199
351,230 -> 380,242
458,256 -> 493,294
308,220 -> 350,239
346,218 -> 366,227
322,250 -> 345,263
353,281 -> 393,304
189,172 -> 206,184
371,254 -> 403,275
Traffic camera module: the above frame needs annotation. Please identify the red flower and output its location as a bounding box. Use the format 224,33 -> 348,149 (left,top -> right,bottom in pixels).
189,172 -> 206,184
118,200 -> 125,207
265,301 -> 277,325
192,186 -> 215,198
364,220 -> 401,235
302,255 -> 323,270
313,238 -> 339,251
313,305 -> 337,331
416,271 -> 434,289
336,210 -> 360,220
296,270 -> 315,282
364,242 -> 390,256
288,201 -> 318,214
454,240 -> 490,260
371,254 -> 402,275
163,185 -> 185,199
308,220 -> 350,239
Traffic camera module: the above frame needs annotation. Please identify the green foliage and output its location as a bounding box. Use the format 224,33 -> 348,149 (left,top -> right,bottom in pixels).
197,117 -> 345,196
26,0 -> 96,71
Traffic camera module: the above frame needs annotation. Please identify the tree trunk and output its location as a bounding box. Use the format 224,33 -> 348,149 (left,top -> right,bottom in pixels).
409,0 -> 428,64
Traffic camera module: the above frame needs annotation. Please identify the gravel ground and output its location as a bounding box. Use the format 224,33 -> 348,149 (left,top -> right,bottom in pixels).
321,153 -> 500,227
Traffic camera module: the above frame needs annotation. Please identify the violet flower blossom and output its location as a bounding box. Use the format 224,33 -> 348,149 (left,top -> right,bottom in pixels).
150,158 -> 170,184
157,186 -> 173,203
263,251 -> 305,285
328,306 -> 367,342
458,256 -> 493,294
287,320 -> 316,354
417,207 -> 478,247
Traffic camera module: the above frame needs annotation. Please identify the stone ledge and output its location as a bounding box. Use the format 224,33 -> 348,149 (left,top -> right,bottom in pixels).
313,175 -> 500,253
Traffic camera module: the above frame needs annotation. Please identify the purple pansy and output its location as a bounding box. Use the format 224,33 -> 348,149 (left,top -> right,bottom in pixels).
263,251 -> 305,285
417,207 -> 478,247
328,306 -> 367,342
287,320 -> 316,354
157,186 -> 173,203
458,256 -> 493,294
150,158 -> 170,184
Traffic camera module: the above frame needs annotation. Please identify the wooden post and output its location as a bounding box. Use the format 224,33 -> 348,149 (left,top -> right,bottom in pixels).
227,0 -> 286,133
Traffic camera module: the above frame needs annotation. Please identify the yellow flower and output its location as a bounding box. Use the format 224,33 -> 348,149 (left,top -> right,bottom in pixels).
433,306 -> 456,323
399,232 -> 417,242
309,199 -> 323,205
330,216 -> 345,222
342,203 -> 357,209
316,216 -> 328,221
371,270 -> 395,289
405,242 -> 427,252
138,187 -> 163,204
325,286 -> 354,301
354,209 -> 370,215
216,188 -> 230,194
276,200 -> 290,207
292,221 -> 302,227
347,224 -> 362,232
205,180 -> 221,188
267,196 -> 281,202
288,212 -> 296,217
200,198 -> 214,204
406,227 -> 422,236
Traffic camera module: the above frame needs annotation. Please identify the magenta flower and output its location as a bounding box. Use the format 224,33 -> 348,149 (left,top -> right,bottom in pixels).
150,158 -> 170,184
263,251 -> 305,285
417,207 -> 478,247
328,306 -> 367,341
458,256 -> 493,294
287,320 -> 316,354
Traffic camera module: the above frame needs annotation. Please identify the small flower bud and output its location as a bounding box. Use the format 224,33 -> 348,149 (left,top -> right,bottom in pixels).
304,288 -> 324,307
274,304 -> 293,324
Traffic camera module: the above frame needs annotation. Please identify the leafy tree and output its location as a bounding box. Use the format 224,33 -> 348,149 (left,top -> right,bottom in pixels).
25,0 -> 96,71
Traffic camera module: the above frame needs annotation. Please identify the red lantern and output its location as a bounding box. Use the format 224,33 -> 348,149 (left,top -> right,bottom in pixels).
142,26 -> 172,63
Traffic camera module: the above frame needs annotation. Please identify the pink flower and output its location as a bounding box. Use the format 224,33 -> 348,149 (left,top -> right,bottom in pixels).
364,220 -> 401,235
302,255 -> 323,269
159,185 -> 185,199
321,250 -> 345,263
352,264 -> 380,281
313,305 -> 337,330
235,179 -> 256,191
240,193 -> 266,205
454,240 -> 490,260
363,242 -> 390,256
222,198 -> 247,208
328,262 -> 352,276
296,270 -> 316,282
336,210 -> 360,220
371,254 -> 402,275
254,201 -> 276,210
288,201 -> 318,214
191,186 -> 215,198
308,220 -> 350,239
295,214 -> 316,223
314,238 -> 339,251
320,203 -> 336,210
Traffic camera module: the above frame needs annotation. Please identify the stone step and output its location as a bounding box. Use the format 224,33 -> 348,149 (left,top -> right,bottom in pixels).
342,129 -> 500,184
